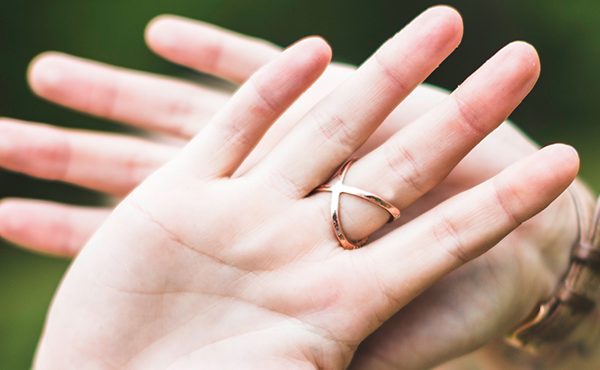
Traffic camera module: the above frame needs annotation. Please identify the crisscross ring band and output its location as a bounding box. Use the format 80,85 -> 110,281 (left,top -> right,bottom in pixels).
315,158 -> 401,250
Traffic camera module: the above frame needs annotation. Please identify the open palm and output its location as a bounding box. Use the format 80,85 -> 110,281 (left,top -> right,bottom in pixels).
2,7 -> 587,370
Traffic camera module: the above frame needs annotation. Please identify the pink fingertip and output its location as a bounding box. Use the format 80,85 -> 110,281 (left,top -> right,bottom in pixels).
27,52 -> 69,96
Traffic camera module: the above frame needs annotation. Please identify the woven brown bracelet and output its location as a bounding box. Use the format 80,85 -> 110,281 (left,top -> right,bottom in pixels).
506,189 -> 600,352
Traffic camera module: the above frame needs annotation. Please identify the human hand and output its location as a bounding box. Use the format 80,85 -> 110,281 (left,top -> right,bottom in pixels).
117,21 -> 595,368
31,7 -> 580,369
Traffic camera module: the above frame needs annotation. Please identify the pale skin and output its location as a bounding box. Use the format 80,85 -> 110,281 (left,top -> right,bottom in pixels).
1,6 -> 597,370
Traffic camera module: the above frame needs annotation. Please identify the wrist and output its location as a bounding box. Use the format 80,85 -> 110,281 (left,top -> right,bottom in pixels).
503,179 -> 600,359
501,185 -> 580,336
478,320 -> 600,370
536,180 -> 591,282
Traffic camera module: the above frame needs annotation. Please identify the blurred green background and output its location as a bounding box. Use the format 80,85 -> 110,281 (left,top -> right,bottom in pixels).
1,0 -> 599,368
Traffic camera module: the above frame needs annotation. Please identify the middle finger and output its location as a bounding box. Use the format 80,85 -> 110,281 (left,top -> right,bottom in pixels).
254,6 -> 464,197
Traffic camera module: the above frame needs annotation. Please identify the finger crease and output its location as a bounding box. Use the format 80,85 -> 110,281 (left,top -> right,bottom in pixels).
434,214 -> 471,264
451,94 -> 488,137
384,139 -> 426,197
491,180 -> 524,228
373,53 -> 409,93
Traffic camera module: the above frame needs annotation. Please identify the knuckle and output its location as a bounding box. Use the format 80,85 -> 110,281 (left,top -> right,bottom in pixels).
165,97 -> 195,118
312,110 -> 357,154
491,179 -> 525,228
199,37 -> 225,73
222,128 -> 253,154
368,267 -> 402,313
120,152 -> 156,195
250,77 -> 279,117
61,210 -> 82,255
217,116 -> 255,152
164,97 -> 198,137
433,213 -> 472,264
88,76 -> 122,119
373,53 -> 409,93
451,94 -> 488,137
383,138 -> 427,197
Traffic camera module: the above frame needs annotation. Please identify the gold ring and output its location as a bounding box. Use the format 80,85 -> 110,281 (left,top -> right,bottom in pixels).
315,158 -> 401,249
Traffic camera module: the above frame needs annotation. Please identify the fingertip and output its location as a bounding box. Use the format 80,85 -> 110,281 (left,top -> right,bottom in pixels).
0,199 -> 80,258
505,40 -> 541,80
300,36 -> 332,55
145,14 -> 212,52
540,143 -> 580,181
471,40 -> 540,100
0,198 -> 25,239
427,5 -> 464,34
146,14 -> 183,29
493,144 -> 581,221
145,14 -> 182,51
420,5 -> 464,47
27,51 -> 67,96
384,5 -> 463,64
505,144 -> 580,213
273,37 -> 331,86
291,36 -> 333,72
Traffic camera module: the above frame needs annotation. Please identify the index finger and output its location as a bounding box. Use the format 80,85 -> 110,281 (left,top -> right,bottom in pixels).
145,15 -> 282,84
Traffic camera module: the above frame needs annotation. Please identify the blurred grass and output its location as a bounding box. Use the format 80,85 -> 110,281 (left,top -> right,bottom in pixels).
1,0 -> 600,368
0,248 -> 67,369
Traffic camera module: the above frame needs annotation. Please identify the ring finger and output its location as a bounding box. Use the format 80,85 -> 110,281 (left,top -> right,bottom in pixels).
308,40 -> 541,245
